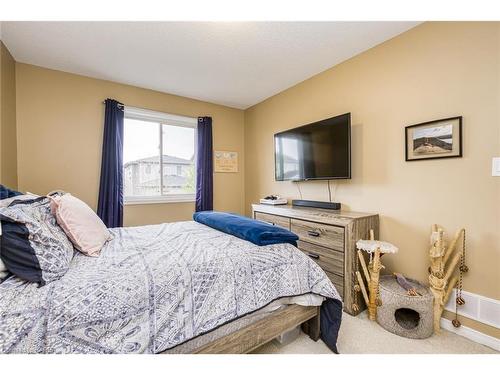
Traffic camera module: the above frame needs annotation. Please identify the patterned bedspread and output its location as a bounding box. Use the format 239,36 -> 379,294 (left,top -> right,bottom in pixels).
0,221 -> 341,353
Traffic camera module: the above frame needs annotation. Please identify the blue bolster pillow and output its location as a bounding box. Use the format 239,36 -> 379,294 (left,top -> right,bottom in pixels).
193,211 -> 298,246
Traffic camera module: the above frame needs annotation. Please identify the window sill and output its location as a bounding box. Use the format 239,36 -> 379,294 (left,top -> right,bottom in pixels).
124,196 -> 195,206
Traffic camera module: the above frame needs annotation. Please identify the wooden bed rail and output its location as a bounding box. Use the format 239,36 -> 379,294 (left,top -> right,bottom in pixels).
186,305 -> 320,354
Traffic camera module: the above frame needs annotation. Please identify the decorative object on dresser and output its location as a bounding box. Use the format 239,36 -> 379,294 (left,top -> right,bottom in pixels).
376,275 -> 434,339
355,231 -> 399,320
252,203 -> 379,316
428,224 -> 468,333
260,195 -> 288,205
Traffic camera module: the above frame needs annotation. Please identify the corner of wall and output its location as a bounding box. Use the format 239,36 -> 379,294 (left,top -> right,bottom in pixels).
0,41 -> 18,189
0,40 -> 3,183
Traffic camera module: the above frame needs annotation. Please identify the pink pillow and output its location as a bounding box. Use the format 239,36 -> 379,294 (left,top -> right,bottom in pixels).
49,193 -> 111,257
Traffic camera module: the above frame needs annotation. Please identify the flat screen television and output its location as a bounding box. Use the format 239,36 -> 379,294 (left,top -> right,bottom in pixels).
274,113 -> 351,181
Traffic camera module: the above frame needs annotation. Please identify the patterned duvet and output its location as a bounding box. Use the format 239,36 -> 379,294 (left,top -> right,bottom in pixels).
0,221 -> 341,353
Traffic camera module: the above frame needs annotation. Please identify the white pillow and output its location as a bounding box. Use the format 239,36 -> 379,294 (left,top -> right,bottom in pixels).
0,222 -> 8,279
49,193 -> 111,257
0,258 -> 8,279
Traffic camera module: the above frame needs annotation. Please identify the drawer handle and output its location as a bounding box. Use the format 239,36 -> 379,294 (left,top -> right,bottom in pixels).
307,229 -> 320,237
266,221 -> 276,226
307,252 -> 320,259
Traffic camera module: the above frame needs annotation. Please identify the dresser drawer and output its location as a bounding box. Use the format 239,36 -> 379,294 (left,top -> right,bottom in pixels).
325,271 -> 344,298
254,212 -> 290,230
291,218 -> 344,251
298,240 -> 344,276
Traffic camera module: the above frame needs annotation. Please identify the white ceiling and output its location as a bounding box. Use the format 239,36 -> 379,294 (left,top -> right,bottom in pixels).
1,22 -> 419,109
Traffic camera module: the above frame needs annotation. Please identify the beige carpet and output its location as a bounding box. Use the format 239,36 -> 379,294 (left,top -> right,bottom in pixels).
253,311 -> 497,354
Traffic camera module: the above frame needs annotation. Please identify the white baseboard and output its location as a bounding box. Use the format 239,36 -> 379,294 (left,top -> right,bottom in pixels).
444,289 -> 500,329
440,318 -> 500,351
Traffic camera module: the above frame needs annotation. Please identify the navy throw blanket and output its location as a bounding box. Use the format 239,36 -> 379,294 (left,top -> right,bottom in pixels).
193,211 -> 298,246
320,298 -> 343,354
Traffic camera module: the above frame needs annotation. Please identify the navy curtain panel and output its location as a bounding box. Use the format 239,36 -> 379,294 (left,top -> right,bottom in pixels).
195,116 -> 213,212
97,99 -> 124,228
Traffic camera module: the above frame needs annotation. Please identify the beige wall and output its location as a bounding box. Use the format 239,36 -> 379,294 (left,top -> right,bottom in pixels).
245,22 -> 500,333
15,64 -> 245,225
0,41 -> 18,188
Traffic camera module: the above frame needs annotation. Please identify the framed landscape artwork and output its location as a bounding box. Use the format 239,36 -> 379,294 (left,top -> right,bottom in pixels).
405,116 -> 462,161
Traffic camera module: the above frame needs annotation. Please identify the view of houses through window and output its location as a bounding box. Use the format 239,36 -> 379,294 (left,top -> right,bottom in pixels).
123,113 -> 196,202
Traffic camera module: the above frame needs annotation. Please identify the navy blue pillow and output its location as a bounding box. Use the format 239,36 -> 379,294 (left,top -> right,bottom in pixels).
0,220 -> 42,283
0,197 -> 74,285
193,211 -> 298,246
0,185 -> 22,200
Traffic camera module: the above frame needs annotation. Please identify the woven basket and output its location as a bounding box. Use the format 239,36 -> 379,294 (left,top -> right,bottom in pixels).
376,275 -> 434,339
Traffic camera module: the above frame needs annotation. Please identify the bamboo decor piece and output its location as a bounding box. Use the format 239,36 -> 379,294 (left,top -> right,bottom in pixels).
355,229 -> 398,321
356,271 -> 369,306
367,248 -> 383,320
428,224 -> 467,333
358,250 -> 371,283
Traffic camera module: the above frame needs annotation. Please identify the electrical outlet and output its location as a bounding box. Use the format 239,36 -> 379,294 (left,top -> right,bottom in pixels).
492,157 -> 500,176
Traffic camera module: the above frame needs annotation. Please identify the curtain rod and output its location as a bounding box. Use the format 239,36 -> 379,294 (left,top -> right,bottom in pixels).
102,101 -> 201,122
102,100 -> 125,108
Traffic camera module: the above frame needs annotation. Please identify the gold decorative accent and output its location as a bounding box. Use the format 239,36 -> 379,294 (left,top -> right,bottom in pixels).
355,228 -> 390,321
352,303 -> 359,313
428,225 -> 467,333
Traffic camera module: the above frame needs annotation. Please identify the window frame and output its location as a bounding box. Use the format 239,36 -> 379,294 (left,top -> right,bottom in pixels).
123,106 -> 198,205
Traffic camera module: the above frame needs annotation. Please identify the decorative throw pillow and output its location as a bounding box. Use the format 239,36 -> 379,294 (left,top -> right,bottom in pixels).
0,196 -> 74,285
1,222 -> 9,279
49,193 -> 111,257
0,258 -> 8,280
0,192 -> 40,280
0,222 -> 6,279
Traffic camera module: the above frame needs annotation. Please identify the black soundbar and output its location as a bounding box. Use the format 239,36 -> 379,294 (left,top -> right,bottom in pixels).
292,199 -> 341,210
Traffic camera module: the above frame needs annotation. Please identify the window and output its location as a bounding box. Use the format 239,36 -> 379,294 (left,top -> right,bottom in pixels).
123,107 -> 197,204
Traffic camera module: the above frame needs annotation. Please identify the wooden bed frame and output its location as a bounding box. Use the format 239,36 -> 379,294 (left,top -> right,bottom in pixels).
184,305 -> 320,354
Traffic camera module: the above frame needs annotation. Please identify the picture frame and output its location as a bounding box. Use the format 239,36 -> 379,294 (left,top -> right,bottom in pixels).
405,116 -> 463,161
214,150 -> 238,172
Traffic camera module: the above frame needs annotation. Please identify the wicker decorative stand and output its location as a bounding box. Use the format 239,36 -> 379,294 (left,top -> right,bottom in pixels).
376,275 -> 434,339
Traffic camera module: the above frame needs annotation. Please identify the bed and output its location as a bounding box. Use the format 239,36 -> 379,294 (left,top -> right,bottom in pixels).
0,220 -> 342,354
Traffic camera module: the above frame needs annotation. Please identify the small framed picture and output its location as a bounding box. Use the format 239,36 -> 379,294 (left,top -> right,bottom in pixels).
405,116 -> 462,161
214,150 -> 238,173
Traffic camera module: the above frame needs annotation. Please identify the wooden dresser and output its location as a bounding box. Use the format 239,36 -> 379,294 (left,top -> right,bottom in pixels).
252,203 -> 379,316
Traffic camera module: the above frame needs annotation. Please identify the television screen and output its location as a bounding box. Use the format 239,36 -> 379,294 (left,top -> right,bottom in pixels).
274,113 -> 351,181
